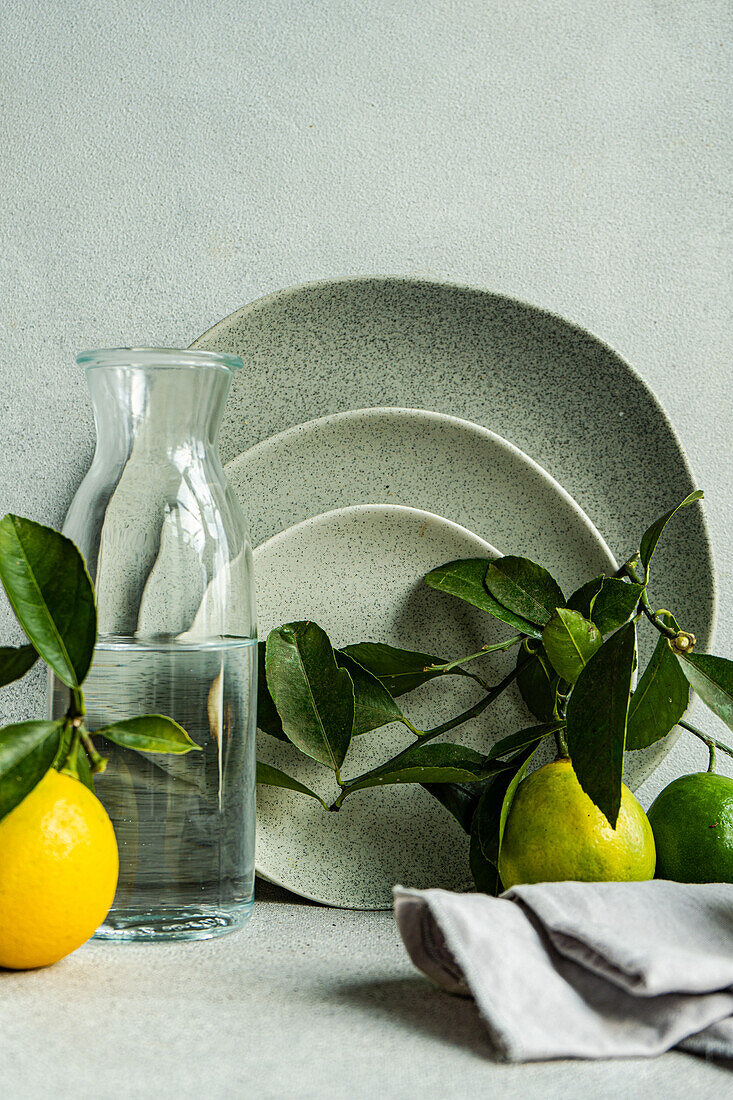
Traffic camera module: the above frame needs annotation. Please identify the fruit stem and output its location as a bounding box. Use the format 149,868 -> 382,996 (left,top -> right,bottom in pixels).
679,719 -> 733,762
705,739 -> 717,774
80,726 -> 108,775
554,726 -> 569,758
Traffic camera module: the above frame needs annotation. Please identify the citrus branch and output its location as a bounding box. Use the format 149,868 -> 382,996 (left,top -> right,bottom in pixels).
679,719 -> 733,762
330,658 -> 529,810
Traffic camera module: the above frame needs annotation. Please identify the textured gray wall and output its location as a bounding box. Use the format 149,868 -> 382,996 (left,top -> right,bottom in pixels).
1,0 -> 731,802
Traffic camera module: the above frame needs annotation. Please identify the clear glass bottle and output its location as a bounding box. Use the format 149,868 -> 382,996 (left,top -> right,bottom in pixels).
51,348 -> 257,942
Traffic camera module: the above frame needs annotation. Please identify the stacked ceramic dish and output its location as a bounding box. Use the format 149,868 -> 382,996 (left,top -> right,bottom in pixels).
192,277 -> 714,909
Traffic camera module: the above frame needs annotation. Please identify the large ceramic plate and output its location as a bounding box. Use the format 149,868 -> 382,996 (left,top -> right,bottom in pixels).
254,504 -> 609,908
191,278 -> 715,677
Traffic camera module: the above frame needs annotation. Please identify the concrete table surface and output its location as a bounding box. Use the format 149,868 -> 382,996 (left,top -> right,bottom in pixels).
1,1 -> 731,1096
0,880 -> 731,1100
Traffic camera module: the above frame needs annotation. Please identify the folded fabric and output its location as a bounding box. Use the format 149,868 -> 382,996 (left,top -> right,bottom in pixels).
393,881 -> 733,1062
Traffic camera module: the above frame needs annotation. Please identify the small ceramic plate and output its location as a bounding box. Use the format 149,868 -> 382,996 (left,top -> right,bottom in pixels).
254,503 -> 611,909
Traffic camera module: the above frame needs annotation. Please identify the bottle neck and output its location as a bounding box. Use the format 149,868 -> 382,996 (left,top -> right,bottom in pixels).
87,365 -> 231,470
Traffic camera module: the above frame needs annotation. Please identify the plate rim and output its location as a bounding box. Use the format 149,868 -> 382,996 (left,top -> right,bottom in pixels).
251,501 -> 502,561
229,405 -> 620,574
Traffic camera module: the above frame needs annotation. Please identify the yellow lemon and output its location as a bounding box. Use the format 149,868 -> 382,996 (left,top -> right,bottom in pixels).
0,768 -> 118,969
498,758 -> 655,888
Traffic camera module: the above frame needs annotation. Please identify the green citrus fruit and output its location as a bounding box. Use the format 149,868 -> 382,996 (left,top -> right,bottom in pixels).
498,758 -> 656,888
647,772 -> 733,883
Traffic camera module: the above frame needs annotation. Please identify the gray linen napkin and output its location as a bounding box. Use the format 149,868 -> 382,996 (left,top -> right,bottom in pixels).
393,881 -> 733,1061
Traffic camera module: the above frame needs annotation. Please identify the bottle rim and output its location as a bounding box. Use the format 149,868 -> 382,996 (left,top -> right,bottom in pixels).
76,347 -> 243,373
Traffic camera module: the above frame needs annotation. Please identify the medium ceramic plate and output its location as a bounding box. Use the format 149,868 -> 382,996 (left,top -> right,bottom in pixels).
191,278 -> 715,668
254,505 -> 544,908
228,406 -> 672,790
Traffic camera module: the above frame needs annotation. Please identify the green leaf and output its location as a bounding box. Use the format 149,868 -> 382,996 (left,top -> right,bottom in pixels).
566,621 -> 637,827
424,558 -> 540,637
475,745 -> 537,865
567,576 -> 605,620
336,651 -> 406,735
0,720 -> 62,821
516,643 -> 558,721
75,742 -> 95,792
342,742 -> 497,795
52,721 -> 72,770
256,641 -> 288,741
587,579 -> 644,635
639,490 -> 704,572
498,745 -> 540,859
542,608 -> 602,684
676,652 -> 733,734
470,813 -> 501,895
265,621 -> 354,770
0,644 -> 38,689
422,781 -> 481,834
486,722 -> 559,760
484,556 -> 565,628
0,515 -> 96,688
567,575 -> 643,635
256,761 -> 328,808
627,613 -> 690,749
340,641 -> 470,696
96,715 -> 200,754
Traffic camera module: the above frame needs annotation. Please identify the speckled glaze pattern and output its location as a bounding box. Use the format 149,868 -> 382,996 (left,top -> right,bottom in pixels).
254,504 -> 518,908
227,406 -> 617,591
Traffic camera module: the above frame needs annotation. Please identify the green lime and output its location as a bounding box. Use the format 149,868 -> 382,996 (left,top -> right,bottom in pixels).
498,758 -> 656,888
647,772 -> 733,883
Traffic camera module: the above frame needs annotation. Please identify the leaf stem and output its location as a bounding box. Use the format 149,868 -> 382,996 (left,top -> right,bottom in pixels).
620,560 -> 692,643
639,596 -> 680,640
416,658 -> 527,744
331,788 -> 348,810
621,557 -> 646,586
679,719 -> 733,762
69,687 -> 86,719
424,635 -> 525,675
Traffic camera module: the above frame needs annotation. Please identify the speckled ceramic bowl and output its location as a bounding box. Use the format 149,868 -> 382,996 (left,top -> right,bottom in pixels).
254,502 -> 614,909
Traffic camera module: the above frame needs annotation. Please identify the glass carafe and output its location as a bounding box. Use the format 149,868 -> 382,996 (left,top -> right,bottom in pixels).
51,348 -> 257,941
